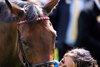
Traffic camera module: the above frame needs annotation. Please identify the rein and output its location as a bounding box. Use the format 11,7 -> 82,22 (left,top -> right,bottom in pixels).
17,16 -> 59,67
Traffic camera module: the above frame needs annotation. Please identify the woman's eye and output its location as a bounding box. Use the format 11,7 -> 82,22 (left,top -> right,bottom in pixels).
61,58 -> 65,64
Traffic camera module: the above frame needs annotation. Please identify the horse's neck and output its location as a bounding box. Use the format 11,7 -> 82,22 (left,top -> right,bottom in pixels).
0,23 -> 22,67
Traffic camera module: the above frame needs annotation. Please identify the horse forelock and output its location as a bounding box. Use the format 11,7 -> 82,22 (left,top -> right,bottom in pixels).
0,1 -> 44,23
15,1 -> 44,22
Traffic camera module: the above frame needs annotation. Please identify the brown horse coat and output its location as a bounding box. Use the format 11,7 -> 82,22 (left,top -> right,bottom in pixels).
0,0 -> 59,67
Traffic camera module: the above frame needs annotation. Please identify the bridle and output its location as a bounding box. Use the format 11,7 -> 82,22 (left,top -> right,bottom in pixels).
17,17 -> 50,25
17,16 -> 59,67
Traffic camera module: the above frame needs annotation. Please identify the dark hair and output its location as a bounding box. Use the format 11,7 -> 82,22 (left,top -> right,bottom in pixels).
64,48 -> 98,67
14,1 -> 42,22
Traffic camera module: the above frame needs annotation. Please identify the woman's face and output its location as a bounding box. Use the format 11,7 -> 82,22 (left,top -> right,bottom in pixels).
59,56 -> 76,67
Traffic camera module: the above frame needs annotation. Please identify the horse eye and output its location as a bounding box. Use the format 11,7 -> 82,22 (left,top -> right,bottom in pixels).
22,40 -> 27,45
22,40 -> 32,48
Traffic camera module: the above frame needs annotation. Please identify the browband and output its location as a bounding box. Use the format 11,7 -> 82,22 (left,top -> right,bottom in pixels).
17,17 -> 50,25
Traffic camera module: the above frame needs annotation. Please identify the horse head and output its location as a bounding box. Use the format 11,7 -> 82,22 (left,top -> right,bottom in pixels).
5,0 -> 59,67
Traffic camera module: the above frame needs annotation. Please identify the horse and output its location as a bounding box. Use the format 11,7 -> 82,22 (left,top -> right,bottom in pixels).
59,48 -> 98,67
0,0 -> 59,67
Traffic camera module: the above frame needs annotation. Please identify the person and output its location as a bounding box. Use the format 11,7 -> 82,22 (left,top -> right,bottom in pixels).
59,48 -> 98,67
75,0 -> 100,66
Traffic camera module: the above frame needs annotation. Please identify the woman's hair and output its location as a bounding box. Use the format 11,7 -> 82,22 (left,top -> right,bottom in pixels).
63,48 -> 98,67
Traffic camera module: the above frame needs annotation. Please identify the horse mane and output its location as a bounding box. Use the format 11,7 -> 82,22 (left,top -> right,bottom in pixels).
0,1 -> 17,23
64,48 -> 98,67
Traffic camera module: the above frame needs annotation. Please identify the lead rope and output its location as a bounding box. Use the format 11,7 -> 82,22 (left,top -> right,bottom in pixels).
17,29 -> 31,67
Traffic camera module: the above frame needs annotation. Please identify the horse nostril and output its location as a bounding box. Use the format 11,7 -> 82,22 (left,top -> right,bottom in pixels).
22,40 -> 27,45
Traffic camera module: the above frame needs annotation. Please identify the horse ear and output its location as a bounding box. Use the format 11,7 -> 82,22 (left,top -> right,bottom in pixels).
43,0 -> 59,14
5,0 -> 25,17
